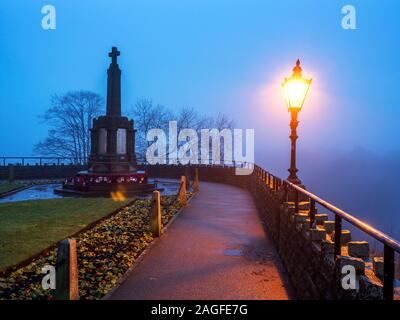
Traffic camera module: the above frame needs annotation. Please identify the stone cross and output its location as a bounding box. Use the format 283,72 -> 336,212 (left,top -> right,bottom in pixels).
109,46 -> 120,64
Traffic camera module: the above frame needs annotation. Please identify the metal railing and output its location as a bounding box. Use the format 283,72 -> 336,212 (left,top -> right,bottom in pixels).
0,156 -> 255,168
253,164 -> 400,301
0,157 -> 87,166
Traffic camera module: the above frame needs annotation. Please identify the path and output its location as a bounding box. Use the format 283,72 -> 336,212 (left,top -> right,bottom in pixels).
108,181 -> 294,300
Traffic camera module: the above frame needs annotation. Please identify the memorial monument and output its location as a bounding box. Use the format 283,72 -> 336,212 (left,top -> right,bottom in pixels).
57,47 -> 155,196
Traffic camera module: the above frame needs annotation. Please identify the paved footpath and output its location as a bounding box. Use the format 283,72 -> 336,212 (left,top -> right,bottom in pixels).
108,181 -> 294,300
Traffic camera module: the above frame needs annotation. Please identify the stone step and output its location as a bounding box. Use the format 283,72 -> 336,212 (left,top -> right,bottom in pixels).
294,213 -> 309,224
310,228 -> 327,241
332,229 -> 352,244
348,241 -> 369,259
337,255 -> 365,275
286,201 -> 310,210
372,257 -> 384,279
321,239 -> 334,255
315,213 -> 328,225
324,220 -> 335,233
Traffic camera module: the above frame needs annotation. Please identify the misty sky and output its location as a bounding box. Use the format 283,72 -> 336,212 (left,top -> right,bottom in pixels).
1,0 -> 399,157
1,1 -> 400,237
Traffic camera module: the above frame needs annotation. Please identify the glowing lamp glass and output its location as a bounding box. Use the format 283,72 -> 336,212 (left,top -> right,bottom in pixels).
282,60 -> 312,111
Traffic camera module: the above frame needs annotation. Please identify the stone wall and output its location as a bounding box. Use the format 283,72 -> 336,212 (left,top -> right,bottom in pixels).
139,164 -> 251,190
250,171 -> 384,300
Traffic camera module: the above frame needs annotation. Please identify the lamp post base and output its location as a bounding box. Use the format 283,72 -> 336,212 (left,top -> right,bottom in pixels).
287,176 -> 303,186
286,176 -> 307,202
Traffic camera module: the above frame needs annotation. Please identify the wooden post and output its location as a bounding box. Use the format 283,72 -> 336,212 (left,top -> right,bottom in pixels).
193,168 -> 199,192
55,239 -> 79,300
8,165 -> 14,182
151,190 -> 162,237
185,166 -> 191,190
178,176 -> 187,206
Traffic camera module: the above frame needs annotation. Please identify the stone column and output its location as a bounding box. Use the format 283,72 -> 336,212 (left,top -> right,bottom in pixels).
107,128 -> 117,154
126,128 -> 133,160
90,128 -> 97,156
132,128 -> 137,162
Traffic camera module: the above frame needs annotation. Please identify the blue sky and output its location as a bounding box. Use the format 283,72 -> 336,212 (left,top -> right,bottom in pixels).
1,0 -> 400,161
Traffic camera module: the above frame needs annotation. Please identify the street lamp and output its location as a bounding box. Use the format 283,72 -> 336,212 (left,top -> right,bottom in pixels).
282,59 -> 312,185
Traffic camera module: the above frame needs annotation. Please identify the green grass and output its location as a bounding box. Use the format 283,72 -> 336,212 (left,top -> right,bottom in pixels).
0,198 -> 132,269
0,183 -> 25,194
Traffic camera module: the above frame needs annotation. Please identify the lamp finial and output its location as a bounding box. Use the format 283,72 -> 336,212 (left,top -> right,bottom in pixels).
293,59 -> 302,76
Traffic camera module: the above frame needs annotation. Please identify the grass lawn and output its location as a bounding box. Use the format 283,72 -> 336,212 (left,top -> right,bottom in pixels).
0,183 -> 26,194
0,198 -> 132,269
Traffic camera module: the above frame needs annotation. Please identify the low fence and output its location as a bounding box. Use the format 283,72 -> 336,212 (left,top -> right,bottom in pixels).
0,157 -> 86,166
0,164 -> 87,180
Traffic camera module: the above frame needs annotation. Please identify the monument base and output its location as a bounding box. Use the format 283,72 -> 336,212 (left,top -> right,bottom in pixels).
55,170 -> 156,197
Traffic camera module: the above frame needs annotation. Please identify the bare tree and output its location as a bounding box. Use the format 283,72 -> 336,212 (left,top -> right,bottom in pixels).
129,98 -> 173,159
34,91 -> 103,163
130,99 -> 235,163
213,112 -> 235,131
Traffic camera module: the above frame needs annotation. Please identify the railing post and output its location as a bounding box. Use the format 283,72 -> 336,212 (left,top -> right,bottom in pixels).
334,215 -> 342,257
294,188 -> 299,213
185,166 -> 191,190
193,168 -> 199,192
309,199 -> 316,228
283,182 -> 288,203
8,165 -> 14,182
56,239 -> 79,300
150,190 -> 162,237
383,244 -> 394,301
178,176 -> 187,206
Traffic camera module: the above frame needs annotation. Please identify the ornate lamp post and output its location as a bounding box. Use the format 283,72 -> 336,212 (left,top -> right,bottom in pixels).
282,59 -> 312,185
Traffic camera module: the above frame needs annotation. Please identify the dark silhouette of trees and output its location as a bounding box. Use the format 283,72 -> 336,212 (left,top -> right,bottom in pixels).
131,98 -> 173,159
129,98 -> 235,160
34,91 -> 103,164
35,93 -> 235,163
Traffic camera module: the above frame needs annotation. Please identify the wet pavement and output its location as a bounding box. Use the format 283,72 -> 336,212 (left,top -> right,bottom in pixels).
108,181 -> 294,300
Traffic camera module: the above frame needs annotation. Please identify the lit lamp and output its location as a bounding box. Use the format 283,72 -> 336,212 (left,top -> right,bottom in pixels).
282,59 -> 312,185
